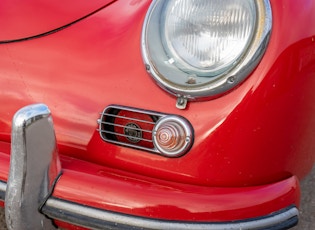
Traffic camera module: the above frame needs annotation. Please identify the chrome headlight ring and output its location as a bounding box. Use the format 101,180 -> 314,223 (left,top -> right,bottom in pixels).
142,0 -> 272,108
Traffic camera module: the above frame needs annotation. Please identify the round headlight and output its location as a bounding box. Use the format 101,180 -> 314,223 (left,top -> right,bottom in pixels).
142,0 -> 272,101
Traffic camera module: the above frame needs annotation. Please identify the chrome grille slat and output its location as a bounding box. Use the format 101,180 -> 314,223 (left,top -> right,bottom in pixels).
99,121 -> 153,133
100,112 -> 156,125
98,130 -> 153,143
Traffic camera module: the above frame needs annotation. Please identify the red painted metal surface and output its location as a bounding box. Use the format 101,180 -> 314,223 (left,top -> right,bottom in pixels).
52,155 -> 300,221
0,0 -> 116,41
0,0 -> 315,228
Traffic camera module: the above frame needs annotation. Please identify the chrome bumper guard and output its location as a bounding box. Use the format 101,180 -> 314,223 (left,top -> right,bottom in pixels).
5,104 -> 61,230
1,104 -> 299,230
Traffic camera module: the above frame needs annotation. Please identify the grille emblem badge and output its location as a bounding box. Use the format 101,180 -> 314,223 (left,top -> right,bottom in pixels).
124,123 -> 142,143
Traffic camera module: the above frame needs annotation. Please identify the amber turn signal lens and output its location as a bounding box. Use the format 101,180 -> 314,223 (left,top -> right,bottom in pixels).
156,123 -> 185,150
153,116 -> 193,157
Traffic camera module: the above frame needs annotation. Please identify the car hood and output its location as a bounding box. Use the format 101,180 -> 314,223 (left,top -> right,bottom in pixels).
0,0 -> 116,42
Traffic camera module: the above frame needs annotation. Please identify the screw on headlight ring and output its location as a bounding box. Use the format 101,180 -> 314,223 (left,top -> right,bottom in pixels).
142,0 -> 272,106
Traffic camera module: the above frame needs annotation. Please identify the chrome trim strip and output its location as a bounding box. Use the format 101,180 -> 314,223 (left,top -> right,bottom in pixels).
5,104 -> 61,230
43,198 -> 299,230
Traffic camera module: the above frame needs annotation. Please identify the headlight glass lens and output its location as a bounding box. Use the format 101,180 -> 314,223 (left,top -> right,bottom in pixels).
162,0 -> 256,76
142,0 -> 272,100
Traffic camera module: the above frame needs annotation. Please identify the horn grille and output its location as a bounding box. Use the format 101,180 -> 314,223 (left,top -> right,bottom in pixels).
98,105 -> 162,153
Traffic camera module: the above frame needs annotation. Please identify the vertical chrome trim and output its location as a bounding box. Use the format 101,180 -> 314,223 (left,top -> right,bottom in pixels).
5,104 -> 61,230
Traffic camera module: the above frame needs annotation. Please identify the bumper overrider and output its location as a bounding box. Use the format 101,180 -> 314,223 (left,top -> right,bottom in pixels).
0,104 -> 299,230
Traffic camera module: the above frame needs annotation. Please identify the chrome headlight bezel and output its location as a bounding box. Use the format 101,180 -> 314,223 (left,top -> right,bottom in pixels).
141,0 -> 272,101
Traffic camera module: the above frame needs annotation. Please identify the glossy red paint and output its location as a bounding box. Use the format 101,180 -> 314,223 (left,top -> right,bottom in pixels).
0,0 -> 116,41
51,155 -> 300,222
0,142 -> 9,181
0,0 -> 314,228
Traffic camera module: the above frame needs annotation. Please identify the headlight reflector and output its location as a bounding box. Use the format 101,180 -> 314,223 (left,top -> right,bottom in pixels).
162,0 -> 256,76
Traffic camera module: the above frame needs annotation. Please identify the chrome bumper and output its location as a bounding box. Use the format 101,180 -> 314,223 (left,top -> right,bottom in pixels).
1,104 -> 300,230
42,198 -> 299,230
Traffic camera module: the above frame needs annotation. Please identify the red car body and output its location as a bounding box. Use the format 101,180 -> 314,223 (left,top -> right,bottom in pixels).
0,0 -> 314,229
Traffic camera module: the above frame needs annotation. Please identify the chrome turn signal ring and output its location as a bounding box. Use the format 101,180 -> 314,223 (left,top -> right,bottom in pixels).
152,115 -> 193,157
